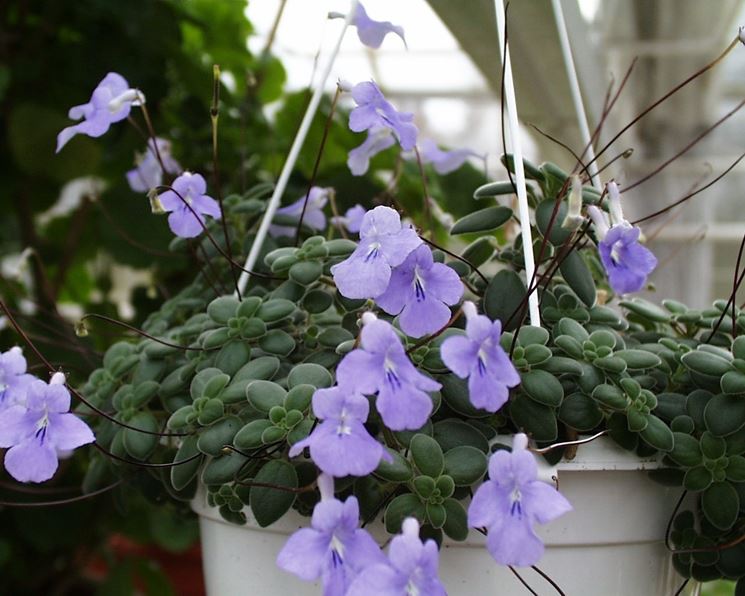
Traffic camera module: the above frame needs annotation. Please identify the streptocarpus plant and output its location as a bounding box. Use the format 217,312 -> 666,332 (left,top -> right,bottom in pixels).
4,4 -> 745,594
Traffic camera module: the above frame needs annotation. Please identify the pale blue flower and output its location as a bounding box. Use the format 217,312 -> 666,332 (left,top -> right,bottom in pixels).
332,204 -> 367,234
0,347 -> 34,411
419,138 -> 482,175
126,138 -> 181,193
347,127 -> 395,176
158,172 -> 221,238
349,82 -> 418,151
270,187 -> 329,238
329,2 -> 406,49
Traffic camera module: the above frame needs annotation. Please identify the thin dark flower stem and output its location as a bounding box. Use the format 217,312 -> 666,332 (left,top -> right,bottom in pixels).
530,430 -> 608,454
0,479 -> 123,507
0,299 -> 188,438
707,253 -> 745,341
295,85 -> 342,246
328,189 -> 349,239
138,99 -> 168,174
80,313 -> 219,352
93,442 -> 200,468
188,242 -> 222,297
733,231 -> 745,339
420,236 -> 489,284
588,36 -> 739,169
413,146 -> 433,237
211,64 -> 241,299
0,479 -> 80,494
97,199 -> 176,258
529,123 -> 590,175
155,185 -> 279,281
508,566 -> 539,596
407,307 -> 463,353
664,491 -> 689,551
591,148 -> 633,180
622,96 -> 745,194
261,0 -> 288,57
195,240 -> 230,296
127,114 -> 151,146
530,565 -> 567,596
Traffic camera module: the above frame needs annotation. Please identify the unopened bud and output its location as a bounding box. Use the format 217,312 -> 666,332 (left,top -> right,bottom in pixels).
74,320 -> 89,337
50,372 -> 66,385
561,175 -> 584,230
148,189 -> 165,214
622,148 -> 634,158
337,78 -> 353,93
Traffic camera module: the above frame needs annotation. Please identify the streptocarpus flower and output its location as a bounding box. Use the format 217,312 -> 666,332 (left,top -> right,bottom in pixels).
440,301 -> 520,412
331,204 -> 367,234
346,517 -> 446,596
375,244 -> 463,338
347,127 -> 396,176
288,386 -> 390,477
330,2 -> 406,49
158,172 -> 221,238
0,373 -> 95,483
468,434 -> 572,567
349,81 -> 418,151
0,347 -> 34,410
336,313 -> 440,430
331,206 -> 421,299
418,138 -> 482,175
269,187 -> 329,238
126,138 -> 182,193
587,181 -> 657,294
276,474 -> 385,596
56,72 -> 144,153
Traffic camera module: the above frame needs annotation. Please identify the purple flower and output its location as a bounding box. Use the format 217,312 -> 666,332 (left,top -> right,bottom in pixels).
468,434 -> 572,567
332,204 -> 367,234
126,138 -> 182,193
440,301 -> 520,412
0,347 -> 34,411
347,127 -> 396,176
349,82 -> 418,151
289,386 -> 390,477
337,314 -> 440,431
346,518 -> 446,596
277,474 -> 385,596
269,187 -> 329,238
587,182 -> 657,294
56,72 -> 143,153
419,138 -> 482,175
375,245 -> 463,338
331,2 -> 406,49
158,172 -> 221,238
0,373 -> 95,483
331,206 -> 421,299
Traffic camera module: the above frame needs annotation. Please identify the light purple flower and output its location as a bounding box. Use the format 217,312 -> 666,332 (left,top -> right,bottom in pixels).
332,204 -> 367,234
331,2 -> 406,49
158,172 -> 221,238
289,386 -> 390,477
337,314 -> 440,431
277,474 -> 385,596
56,72 -> 143,153
440,301 -> 520,412
346,518 -> 446,596
0,347 -> 34,411
331,206 -> 421,299
468,434 -> 572,567
0,373 -> 95,483
587,181 -> 657,295
349,82 -> 418,151
375,245 -> 463,338
126,138 -> 182,193
270,187 -> 329,238
419,138 -> 482,175
348,127 -> 396,176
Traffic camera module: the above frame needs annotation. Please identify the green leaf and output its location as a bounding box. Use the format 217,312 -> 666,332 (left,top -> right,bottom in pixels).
249,460 -> 299,527
473,180 -> 517,198
289,261 -> 323,286
284,384 -> 314,412
559,250 -> 596,308
591,384 -> 628,410
287,363 -> 333,389
442,498 -> 469,541
510,393 -> 558,441
234,419 -> 273,450
700,432 -> 727,460
256,299 -> 296,323
687,390 -> 714,431
410,434 -> 445,477
432,419 -> 489,453
443,446 -> 487,486
303,289 -> 333,314
236,296 -> 262,319
190,368 -> 224,400
614,350 -> 662,371
203,373 -> 231,399
197,398 -> 225,425
669,433 -> 702,467
426,503 -> 447,529
450,206 -> 512,234
535,199 -> 571,246
207,296 -> 240,324
438,375 -> 491,418
726,455 -> 745,482
704,394 -> 745,437
170,435 -> 203,491
197,416 -> 242,457
201,452 -> 248,485
702,482 -> 740,530
215,341 -> 251,377
483,270 -> 526,331
259,329 -> 296,356
375,448 -> 413,482
233,356 -> 280,383
619,298 -> 671,323
537,356 -> 584,376
461,237 -> 495,268
556,317 -> 590,342
520,369 -> 563,406
681,351 -> 732,377
639,414 -> 674,451
122,412 -> 159,460
593,356 -> 627,375
721,371 -> 745,395
684,466 -> 713,491
385,493 -> 426,534
516,326 -> 550,346
246,380 -> 287,413
559,393 -> 603,431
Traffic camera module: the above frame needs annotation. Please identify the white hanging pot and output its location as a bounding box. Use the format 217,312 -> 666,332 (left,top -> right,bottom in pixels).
192,438 -> 690,595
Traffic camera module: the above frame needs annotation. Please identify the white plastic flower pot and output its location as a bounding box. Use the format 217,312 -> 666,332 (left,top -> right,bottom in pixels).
192,439 -> 691,596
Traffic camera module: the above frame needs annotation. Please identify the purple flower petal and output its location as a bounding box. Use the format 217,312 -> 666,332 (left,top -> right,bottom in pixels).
49,413 -> 95,451
352,3 -> 406,49
348,81 -> 418,151
160,172 -> 220,239
347,129 -> 395,176
5,439 -> 59,483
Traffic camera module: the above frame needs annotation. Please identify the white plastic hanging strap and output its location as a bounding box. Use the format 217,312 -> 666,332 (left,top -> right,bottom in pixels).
494,0 -> 541,327
235,0 -> 359,297
551,0 -> 602,191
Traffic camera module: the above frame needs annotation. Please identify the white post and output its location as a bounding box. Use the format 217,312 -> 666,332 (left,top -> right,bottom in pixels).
235,0 -> 358,297
494,0 -> 541,327
551,0 -> 602,191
